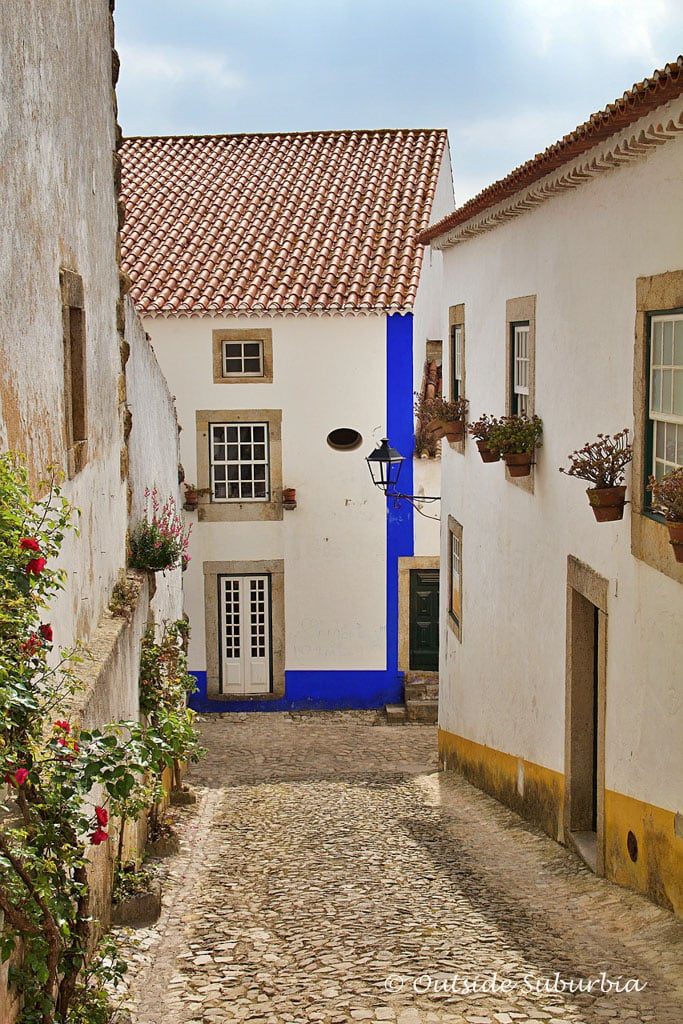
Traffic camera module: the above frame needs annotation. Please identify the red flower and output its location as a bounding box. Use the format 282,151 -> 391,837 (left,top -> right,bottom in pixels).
25,557 -> 47,576
95,806 -> 108,827
19,538 -> 41,552
39,623 -> 53,643
20,634 -> 42,656
12,768 -> 29,787
89,828 -> 109,846
54,720 -> 71,733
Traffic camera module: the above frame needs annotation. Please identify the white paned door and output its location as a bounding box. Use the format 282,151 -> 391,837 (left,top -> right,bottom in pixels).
219,575 -> 271,695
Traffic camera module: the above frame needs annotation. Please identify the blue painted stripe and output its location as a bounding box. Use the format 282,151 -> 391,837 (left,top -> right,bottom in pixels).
190,312 -> 415,713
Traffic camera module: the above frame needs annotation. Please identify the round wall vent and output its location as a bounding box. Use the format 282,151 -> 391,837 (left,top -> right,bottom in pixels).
327,428 -> 363,451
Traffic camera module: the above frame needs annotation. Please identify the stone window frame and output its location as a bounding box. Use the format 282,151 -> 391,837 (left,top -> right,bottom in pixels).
447,515 -> 463,641
195,408 -> 283,522
632,270 -> 683,584
212,328 -> 273,384
505,295 -> 537,493
60,268 -> 88,478
203,558 -> 285,700
448,303 -> 466,455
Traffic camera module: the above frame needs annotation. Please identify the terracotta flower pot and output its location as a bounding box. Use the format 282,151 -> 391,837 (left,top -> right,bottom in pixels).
476,439 -> 500,463
183,487 -> 198,512
426,418 -> 465,443
503,451 -> 534,477
586,485 -> 626,522
666,520 -> 683,563
282,487 -> 297,510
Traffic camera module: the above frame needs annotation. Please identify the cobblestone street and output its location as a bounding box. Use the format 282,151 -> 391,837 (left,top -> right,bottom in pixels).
116,713 -> 683,1024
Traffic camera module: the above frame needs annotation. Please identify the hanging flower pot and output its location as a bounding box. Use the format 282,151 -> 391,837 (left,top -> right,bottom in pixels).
666,521 -> 683,563
183,485 -> 198,511
476,439 -> 500,463
282,487 -> 297,510
503,451 -> 534,477
426,417 -> 465,443
586,485 -> 627,522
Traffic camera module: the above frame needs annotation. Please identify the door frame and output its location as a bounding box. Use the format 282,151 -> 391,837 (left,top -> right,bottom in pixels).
397,556 -> 439,675
564,555 -> 608,875
203,558 -> 285,699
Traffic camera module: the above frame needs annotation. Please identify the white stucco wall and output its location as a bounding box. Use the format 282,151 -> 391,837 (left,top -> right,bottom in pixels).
412,147 -> 456,556
439,102 -> 683,813
126,299 -> 184,630
143,314 -> 388,673
0,1 -> 127,650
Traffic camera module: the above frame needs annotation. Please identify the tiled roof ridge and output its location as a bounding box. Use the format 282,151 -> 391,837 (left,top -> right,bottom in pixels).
121,127 -> 447,316
421,56 -> 683,245
124,126 -> 447,143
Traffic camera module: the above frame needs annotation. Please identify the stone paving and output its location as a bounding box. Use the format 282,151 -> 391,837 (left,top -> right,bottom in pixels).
114,712 -> 683,1024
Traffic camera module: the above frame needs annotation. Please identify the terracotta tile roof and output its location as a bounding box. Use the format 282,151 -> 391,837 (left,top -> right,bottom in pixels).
421,57 -> 683,245
120,129 -> 447,317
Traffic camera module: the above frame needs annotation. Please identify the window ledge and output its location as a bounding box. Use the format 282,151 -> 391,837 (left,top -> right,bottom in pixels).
631,509 -> 683,584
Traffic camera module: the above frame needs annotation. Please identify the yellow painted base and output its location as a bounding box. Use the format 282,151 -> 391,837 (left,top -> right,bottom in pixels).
605,789 -> 683,917
439,728 -> 682,917
438,728 -> 564,841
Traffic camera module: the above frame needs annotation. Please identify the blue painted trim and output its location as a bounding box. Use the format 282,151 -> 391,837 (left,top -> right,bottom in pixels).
192,313 -> 415,713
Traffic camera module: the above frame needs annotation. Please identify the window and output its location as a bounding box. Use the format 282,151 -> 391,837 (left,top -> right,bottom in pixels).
511,322 -> 530,417
210,422 -> 270,501
448,516 -> 463,640
649,313 -> 683,482
452,324 -> 463,400
327,427 -> 363,451
213,328 -> 273,384
223,340 -> 263,377
60,269 -> 88,477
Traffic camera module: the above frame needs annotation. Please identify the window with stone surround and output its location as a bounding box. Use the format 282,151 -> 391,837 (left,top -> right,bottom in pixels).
505,296 -> 537,492
448,515 -> 463,641
209,422 -> 270,502
212,328 -> 273,384
648,312 -> 683,483
60,268 -> 88,478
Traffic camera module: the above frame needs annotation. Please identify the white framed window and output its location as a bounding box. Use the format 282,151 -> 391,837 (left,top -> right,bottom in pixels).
452,324 -> 463,400
512,323 -> 530,417
649,313 -> 683,481
222,340 -> 264,377
210,422 -> 270,502
450,532 -> 461,624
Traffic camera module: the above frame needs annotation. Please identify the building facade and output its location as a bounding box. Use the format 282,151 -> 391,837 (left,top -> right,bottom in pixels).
422,60 -> 683,914
121,129 -> 454,711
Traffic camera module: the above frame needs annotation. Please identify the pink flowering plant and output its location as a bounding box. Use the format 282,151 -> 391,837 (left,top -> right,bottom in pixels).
129,488 -> 191,573
0,456 -> 189,1023
648,466 -> 683,521
559,429 -> 633,489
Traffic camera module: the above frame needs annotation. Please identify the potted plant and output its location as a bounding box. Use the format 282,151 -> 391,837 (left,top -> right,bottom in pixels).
559,429 -> 632,521
283,487 -> 297,510
648,467 -> 683,562
424,395 -> 470,443
488,415 -> 543,477
467,414 -> 501,463
129,489 -> 191,572
182,483 -> 208,511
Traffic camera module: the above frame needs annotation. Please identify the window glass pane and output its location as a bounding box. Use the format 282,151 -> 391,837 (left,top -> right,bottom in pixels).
656,423 -> 664,459
244,343 -> 261,357
226,427 -> 238,443
244,358 -> 262,373
675,320 -> 683,366
651,369 -> 662,413
225,344 -> 242,358
674,370 -> 683,417
653,320 -> 663,366
666,422 -> 677,463
663,321 -> 674,365
225,358 -> 242,373
662,369 -> 673,414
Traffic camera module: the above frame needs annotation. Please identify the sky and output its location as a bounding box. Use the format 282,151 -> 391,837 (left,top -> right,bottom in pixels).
115,0 -> 683,204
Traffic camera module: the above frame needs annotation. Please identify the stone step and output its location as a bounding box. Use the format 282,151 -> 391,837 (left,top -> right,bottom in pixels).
405,698 -> 438,724
404,677 -> 439,701
385,704 -> 407,726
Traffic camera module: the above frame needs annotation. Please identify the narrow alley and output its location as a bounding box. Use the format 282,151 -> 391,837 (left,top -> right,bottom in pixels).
115,714 -> 682,1024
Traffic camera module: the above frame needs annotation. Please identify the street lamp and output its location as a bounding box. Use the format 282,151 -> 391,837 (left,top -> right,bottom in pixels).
365,437 -> 440,517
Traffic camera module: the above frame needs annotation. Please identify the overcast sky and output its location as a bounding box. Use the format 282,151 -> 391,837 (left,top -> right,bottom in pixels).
115,0 -> 682,204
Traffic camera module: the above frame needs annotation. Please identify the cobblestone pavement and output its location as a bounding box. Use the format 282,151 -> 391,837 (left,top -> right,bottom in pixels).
115,712 -> 683,1024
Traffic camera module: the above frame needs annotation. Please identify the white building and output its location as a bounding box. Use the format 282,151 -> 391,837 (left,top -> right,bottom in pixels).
121,129 -> 454,712
422,59 -> 683,914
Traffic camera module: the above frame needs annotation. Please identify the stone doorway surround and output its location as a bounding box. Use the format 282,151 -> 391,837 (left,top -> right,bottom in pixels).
398,556 -> 440,675
564,555 -> 608,876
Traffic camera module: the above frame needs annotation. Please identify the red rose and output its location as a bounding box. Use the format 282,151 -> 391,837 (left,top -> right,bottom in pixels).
39,624 -> 53,643
25,557 -> 47,576
95,806 -> 108,827
20,538 -> 41,552
20,634 -> 42,656
89,828 -> 109,846
54,720 -> 71,733
13,768 -> 29,786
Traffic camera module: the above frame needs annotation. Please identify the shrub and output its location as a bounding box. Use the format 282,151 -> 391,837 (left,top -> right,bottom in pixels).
559,429 -> 632,489
488,415 -> 543,455
129,489 -> 191,572
648,467 -> 683,521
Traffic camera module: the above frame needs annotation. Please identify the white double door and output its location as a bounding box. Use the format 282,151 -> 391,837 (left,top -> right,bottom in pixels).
219,574 -> 271,695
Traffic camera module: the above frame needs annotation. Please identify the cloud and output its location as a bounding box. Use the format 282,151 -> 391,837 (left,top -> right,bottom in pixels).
118,41 -> 245,94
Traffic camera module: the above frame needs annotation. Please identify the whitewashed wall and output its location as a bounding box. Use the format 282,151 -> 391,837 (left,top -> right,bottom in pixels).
412,148 -> 455,555
143,314 -> 387,673
439,102 -> 683,814
126,298 -> 184,630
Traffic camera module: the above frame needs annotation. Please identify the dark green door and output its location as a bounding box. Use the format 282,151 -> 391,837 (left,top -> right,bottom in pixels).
409,570 -> 439,671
